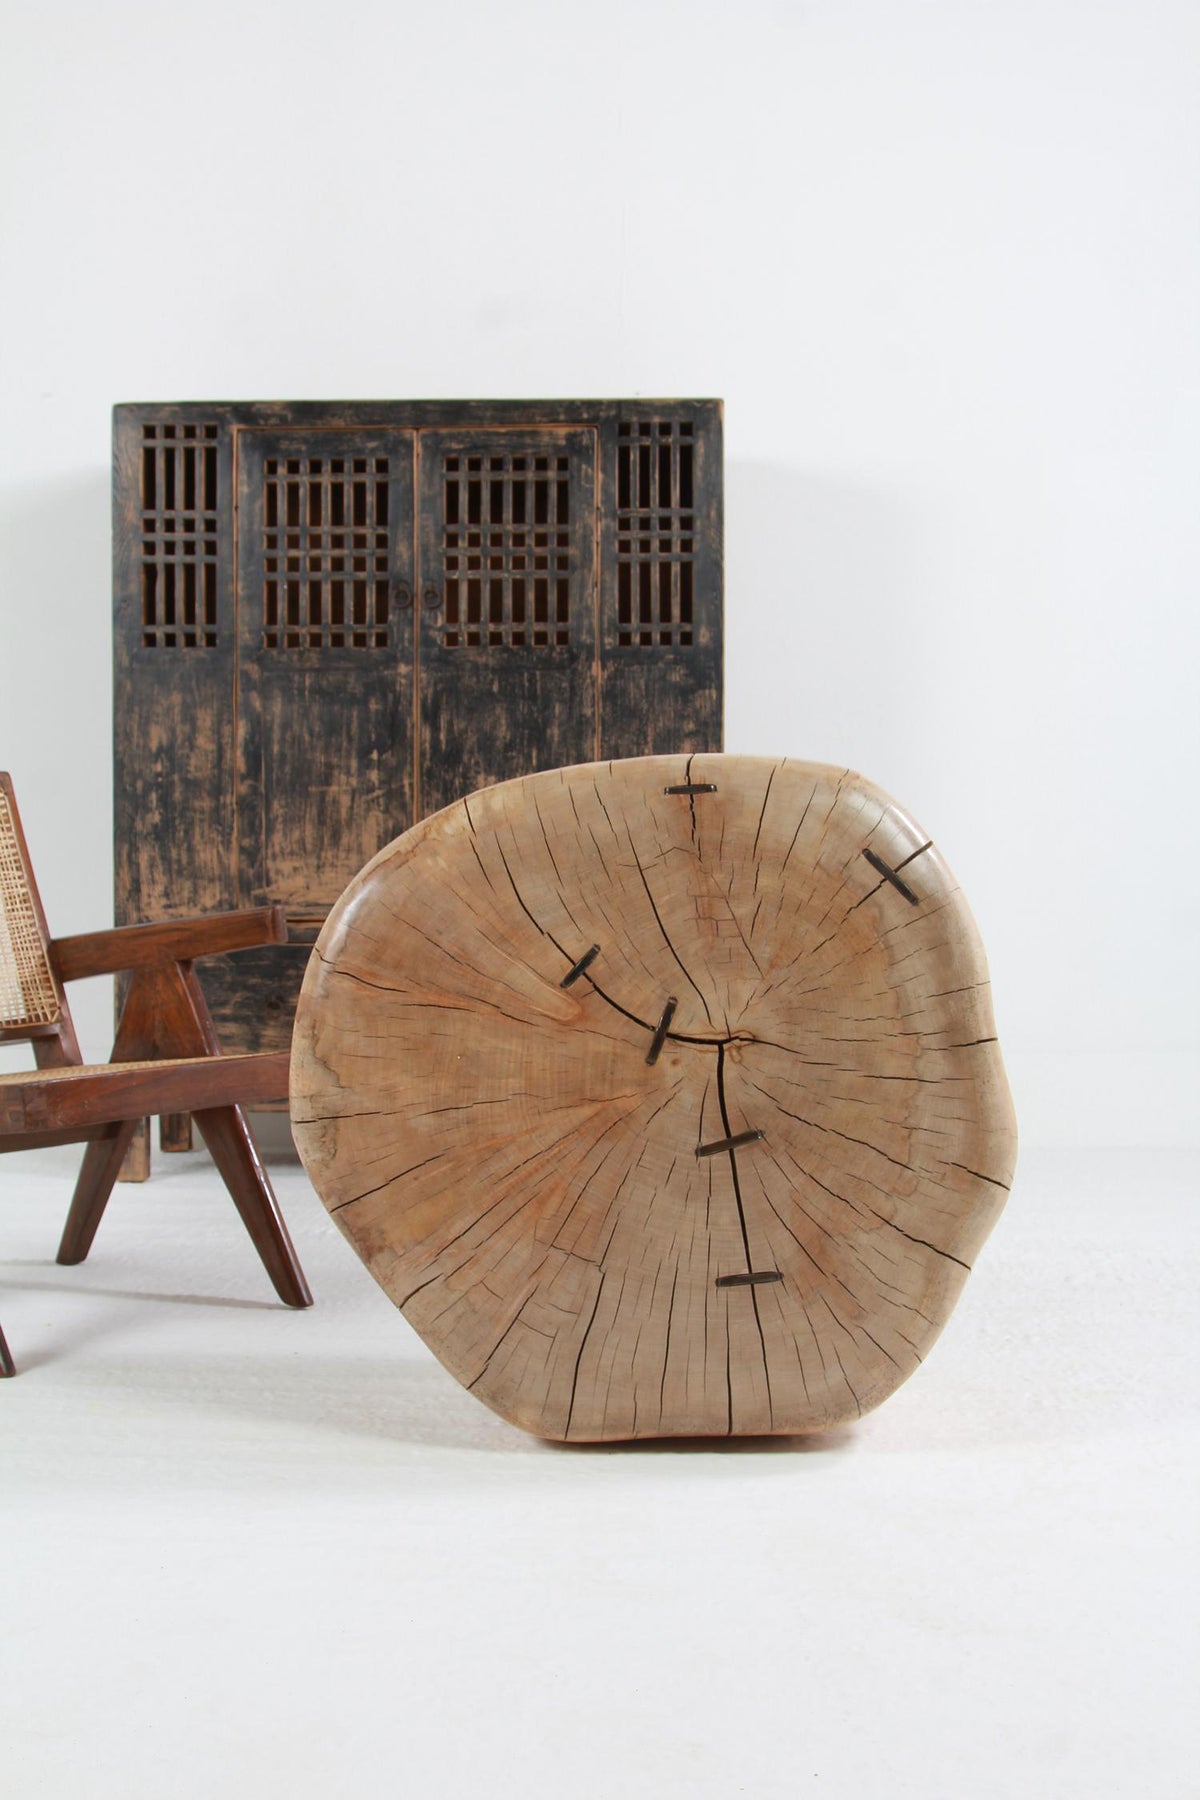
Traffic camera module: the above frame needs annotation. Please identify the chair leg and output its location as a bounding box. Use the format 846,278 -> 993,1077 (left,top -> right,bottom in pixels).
57,1121 -> 142,1266
0,1319 -> 15,1377
192,1106 -> 312,1309
160,1112 -> 193,1153
118,1118 -> 151,1184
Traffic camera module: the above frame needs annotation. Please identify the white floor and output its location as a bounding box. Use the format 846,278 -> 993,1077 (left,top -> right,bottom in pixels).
3,1143 -> 1197,1800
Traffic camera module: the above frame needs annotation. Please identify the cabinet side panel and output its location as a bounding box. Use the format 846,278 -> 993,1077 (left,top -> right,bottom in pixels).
113,408 -> 236,924
598,404 -> 723,758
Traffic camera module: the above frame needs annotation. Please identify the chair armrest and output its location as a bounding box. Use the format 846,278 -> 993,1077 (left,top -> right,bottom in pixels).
52,905 -> 289,982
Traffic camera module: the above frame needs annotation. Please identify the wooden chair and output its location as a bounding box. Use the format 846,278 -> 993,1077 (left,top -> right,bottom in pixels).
0,771 -> 311,1374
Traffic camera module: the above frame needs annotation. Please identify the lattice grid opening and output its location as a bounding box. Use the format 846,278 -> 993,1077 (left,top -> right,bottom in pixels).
0,786 -> 59,1029
616,420 -> 695,647
441,453 -> 571,648
140,423 -> 219,648
262,457 -> 391,649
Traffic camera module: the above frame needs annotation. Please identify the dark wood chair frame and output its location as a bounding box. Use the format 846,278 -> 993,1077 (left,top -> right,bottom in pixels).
1,772 -> 311,1375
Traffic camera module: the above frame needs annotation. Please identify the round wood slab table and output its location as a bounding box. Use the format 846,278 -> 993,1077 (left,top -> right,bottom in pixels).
291,755 -> 1016,1441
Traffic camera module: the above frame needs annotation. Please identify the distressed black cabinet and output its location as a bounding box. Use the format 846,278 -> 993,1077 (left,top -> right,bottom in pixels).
113,399 -> 724,1055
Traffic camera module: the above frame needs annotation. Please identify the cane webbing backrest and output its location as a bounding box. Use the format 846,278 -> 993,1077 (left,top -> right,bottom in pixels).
0,777 -> 61,1031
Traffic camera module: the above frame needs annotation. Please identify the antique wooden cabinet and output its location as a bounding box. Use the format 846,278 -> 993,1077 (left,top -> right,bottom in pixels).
113,399 -> 724,1056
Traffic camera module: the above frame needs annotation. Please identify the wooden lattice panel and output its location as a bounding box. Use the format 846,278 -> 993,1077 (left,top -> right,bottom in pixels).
262,453 -> 392,650
616,419 -> 695,647
291,754 -> 1016,1442
441,449 -> 572,648
139,422 -> 219,649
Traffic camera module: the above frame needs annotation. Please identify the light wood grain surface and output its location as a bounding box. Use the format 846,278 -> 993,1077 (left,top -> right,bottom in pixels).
291,755 -> 1016,1440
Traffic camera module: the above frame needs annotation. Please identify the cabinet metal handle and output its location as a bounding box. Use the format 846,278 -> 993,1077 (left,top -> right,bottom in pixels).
393,584 -> 412,609
423,587 -> 441,610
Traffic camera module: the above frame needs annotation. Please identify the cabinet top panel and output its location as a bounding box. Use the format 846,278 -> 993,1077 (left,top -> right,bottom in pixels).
115,399 -> 722,429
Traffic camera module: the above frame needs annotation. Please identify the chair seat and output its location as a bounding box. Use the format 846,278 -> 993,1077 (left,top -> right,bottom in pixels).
3,1054 -> 261,1083
2,1052 -> 289,1137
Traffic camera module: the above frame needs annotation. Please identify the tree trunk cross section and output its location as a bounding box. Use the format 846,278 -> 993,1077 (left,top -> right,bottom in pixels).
290,755 -> 1017,1441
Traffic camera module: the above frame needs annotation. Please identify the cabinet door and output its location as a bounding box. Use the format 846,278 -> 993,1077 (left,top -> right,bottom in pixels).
416,428 -> 598,818
236,431 -> 416,909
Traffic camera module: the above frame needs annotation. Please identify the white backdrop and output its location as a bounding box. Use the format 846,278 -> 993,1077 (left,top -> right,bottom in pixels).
1,0 -> 1196,1147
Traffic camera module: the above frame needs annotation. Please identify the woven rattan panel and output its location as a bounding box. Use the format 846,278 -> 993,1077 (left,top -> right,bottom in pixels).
0,787 -> 59,1029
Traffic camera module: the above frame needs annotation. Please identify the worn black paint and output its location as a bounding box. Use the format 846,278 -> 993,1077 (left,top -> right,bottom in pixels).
113,400 -> 724,1058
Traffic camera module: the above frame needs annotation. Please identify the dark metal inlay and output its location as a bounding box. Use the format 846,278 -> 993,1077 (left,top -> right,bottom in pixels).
716,1270 -> 783,1289
646,996 -> 677,1065
664,782 -> 718,796
560,944 -> 601,988
696,1129 -> 764,1158
862,848 -> 920,906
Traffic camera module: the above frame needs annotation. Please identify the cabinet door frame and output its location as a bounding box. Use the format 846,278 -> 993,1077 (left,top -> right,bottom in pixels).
415,425 -> 599,819
234,427 -> 417,909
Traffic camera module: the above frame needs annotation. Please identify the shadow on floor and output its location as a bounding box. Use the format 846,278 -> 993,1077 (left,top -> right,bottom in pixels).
6,1314 -> 861,1467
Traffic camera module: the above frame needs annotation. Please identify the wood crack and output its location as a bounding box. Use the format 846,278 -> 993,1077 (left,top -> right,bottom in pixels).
292,755 -> 1012,1442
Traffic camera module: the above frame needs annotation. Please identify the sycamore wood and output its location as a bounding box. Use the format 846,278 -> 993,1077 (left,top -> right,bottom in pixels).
291,755 -> 1016,1440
